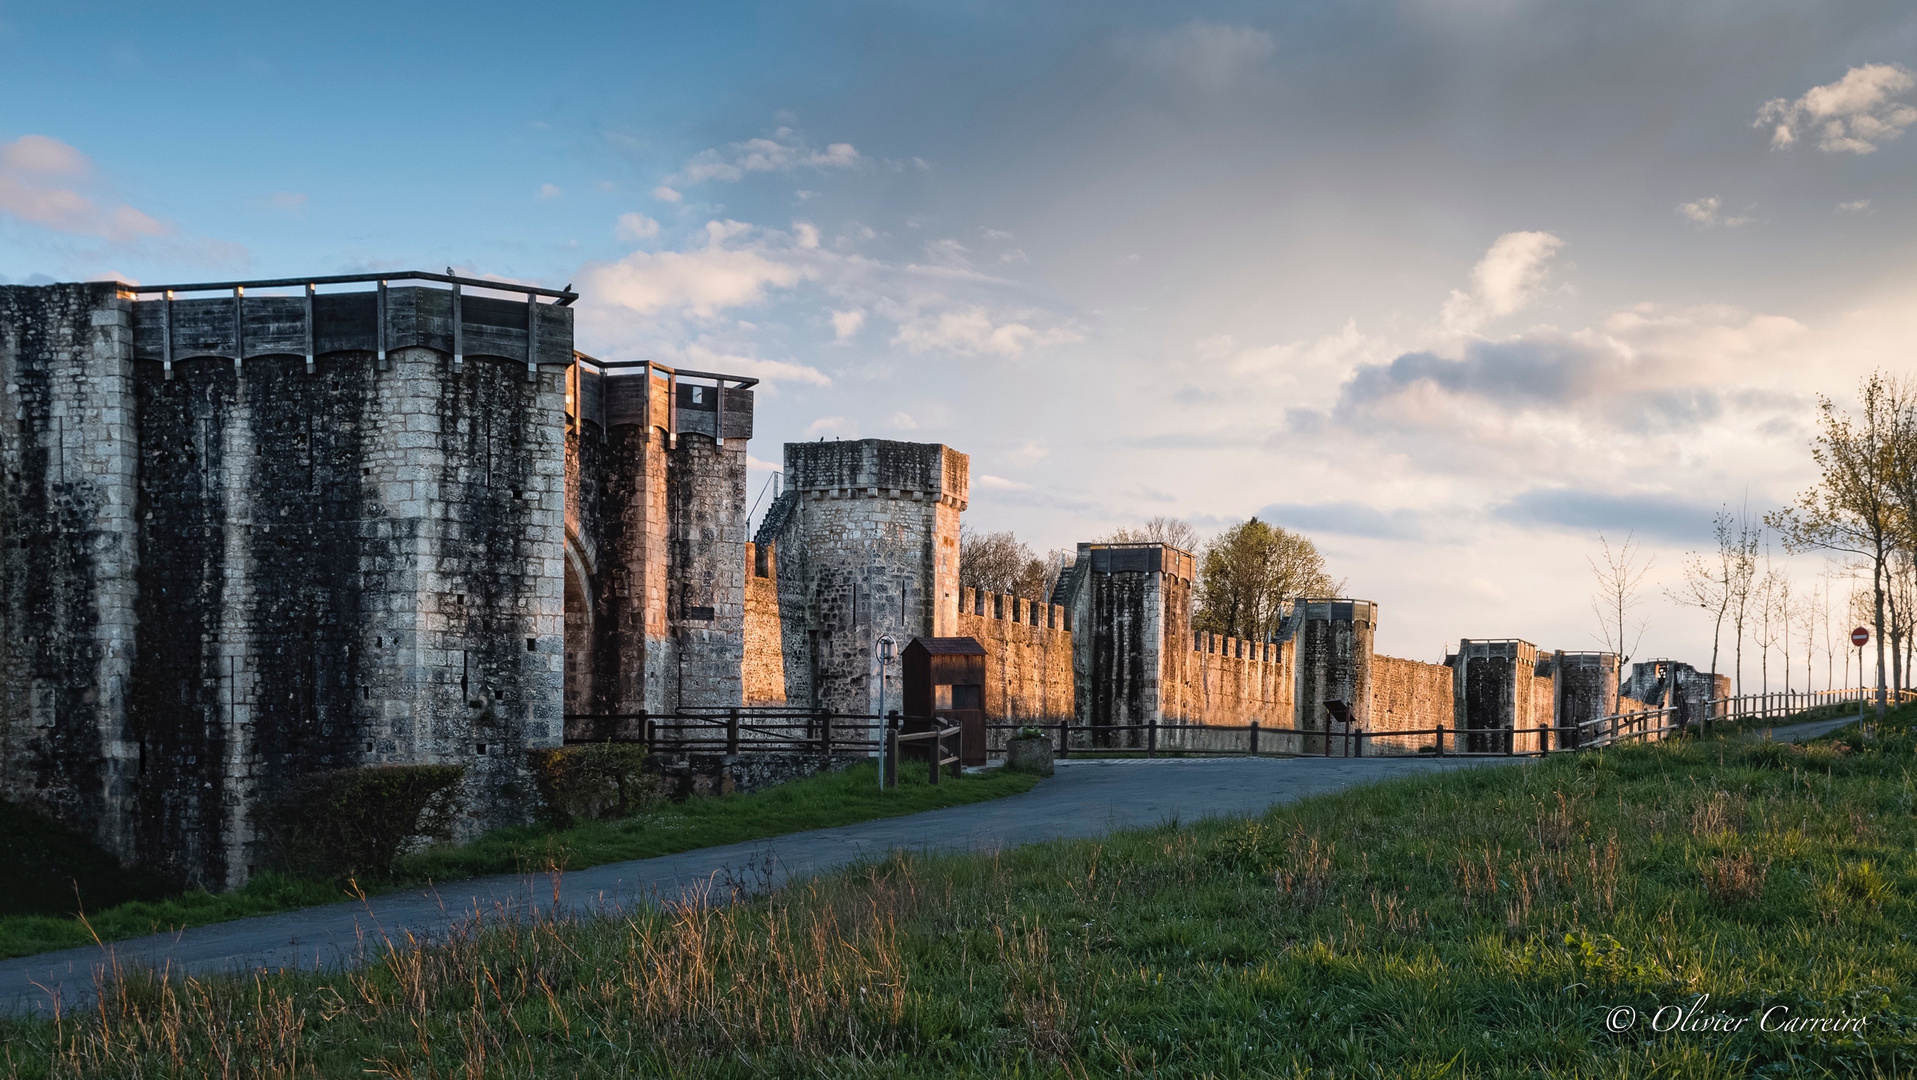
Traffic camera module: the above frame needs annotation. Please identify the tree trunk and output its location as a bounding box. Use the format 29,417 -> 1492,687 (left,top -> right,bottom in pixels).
1874,549 -> 1888,724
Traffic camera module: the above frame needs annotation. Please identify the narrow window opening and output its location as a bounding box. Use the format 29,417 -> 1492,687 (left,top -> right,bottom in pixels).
526,637 -> 537,652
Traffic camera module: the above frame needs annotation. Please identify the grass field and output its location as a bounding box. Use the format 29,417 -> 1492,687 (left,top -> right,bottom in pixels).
0,759 -> 1037,962
4,710 -> 1911,1077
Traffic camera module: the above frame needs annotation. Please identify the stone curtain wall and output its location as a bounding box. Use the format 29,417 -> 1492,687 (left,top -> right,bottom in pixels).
954,588 -> 1074,723
742,543 -> 786,705
0,284 -> 569,890
1369,653 -> 1453,752
1184,633 -> 1291,727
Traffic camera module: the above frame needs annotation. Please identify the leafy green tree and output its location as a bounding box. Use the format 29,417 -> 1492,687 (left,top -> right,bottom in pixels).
1193,518 -> 1340,640
1769,373 -> 1907,726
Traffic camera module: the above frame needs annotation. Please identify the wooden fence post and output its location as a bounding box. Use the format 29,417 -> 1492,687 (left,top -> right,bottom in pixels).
726,708 -> 740,755
1249,720 -> 1260,757
1058,720 -> 1069,759
819,709 -> 832,756
1435,723 -> 1446,758
1147,718 -> 1157,759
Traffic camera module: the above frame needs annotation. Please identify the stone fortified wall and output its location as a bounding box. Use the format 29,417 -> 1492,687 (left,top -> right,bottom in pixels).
2,280 -> 570,889
1185,632 -> 1291,728
742,542 -> 786,705
954,588 -> 1073,724
1370,653 -> 1455,751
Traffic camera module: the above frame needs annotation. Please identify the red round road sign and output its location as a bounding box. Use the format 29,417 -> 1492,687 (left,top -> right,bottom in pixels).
1852,626 -> 1871,647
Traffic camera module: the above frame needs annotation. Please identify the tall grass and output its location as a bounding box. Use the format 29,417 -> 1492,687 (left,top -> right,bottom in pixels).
0,760 -> 1036,962
3,717 -> 1913,1078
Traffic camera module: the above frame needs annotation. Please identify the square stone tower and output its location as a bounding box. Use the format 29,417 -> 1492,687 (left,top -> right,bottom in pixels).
1066,543 -> 1196,740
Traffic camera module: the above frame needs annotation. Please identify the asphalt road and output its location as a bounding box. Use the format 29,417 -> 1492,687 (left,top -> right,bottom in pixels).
0,714 -> 1853,1016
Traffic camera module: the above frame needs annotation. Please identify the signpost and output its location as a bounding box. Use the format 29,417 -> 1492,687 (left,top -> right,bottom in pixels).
1852,627 -> 1870,726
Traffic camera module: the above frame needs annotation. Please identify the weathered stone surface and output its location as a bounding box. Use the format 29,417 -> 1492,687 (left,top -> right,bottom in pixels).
1294,600 -> 1376,755
2,283 -> 569,889
753,439 -> 966,742
1004,736 -> 1054,776
566,370 -> 749,719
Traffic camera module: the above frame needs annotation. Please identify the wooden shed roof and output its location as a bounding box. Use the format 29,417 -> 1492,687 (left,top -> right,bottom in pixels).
906,636 -> 986,656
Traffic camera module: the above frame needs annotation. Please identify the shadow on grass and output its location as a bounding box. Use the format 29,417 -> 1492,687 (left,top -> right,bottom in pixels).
0,760 -> 1038,962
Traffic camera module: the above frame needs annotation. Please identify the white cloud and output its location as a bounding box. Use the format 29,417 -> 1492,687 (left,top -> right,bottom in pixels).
1756,63 -> 1917,154
1006,440 -> 1049,467
615,212 -> 660,241
1000,248 -> 1030,265
888,411 -> 918,430
537,183 -> 563,201
976,474 -> 1032,490
1676,197 -> 1752,229
583,219 -> 818,318
675,128 -> 860,184
0,134 -> 169,242
653,185 -> 682,202
746,454 -> 783,471
804,416 -> 855,438
1438,231 -> 1565,333
793,221 -> 820,249
1838,199 -> 1871,213
891,307 -> 1083,357
830,308 -> 866,340
683,341 -> 831,387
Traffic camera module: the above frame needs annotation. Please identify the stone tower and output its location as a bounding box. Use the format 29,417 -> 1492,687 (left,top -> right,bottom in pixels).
1291,599 -> 1377,755
1,275 -> 573,889
754,439 -> 967,721
1452,638 -> 1541,753
1549,650 -> 1619,749
564,360 -> 754,716
1066,543 -> 1196,740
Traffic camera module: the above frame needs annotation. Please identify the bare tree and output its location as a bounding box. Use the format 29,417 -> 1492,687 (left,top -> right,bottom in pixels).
1589,531 -> 1653,698
1104,515 -> 1201,553
1797,582 -> 1819,693
1770,373 -> 1908,725
1667,509 -> 1747,699
959,528 -> 1050,598
1752,555 -> 1780,694
1727,512 -> 1762,697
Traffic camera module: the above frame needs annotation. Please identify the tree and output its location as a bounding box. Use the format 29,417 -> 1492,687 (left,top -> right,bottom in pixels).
1668,509 -> 1751,701
1752,555 -> 1780,694
1104,516 -> 1201,553
1589,531 -> 1653,698
959,528 -> 1050,598
1193,518 -> 1341,640
1769,373 -> 1907,726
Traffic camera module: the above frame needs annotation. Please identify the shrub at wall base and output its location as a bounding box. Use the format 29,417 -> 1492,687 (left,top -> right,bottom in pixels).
265,765 -> 467,881
527,744 -> 662,828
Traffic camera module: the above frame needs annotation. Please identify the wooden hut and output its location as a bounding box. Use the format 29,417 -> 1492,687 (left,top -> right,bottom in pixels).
902,637 -> 987,765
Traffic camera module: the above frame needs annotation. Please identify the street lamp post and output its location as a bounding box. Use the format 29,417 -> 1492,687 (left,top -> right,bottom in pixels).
876,636 -> 896,789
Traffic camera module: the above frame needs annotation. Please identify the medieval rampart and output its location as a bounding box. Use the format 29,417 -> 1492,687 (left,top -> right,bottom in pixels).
955,588 -> 1073,723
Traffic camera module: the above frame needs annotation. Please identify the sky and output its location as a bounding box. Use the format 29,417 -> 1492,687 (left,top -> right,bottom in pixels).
4,1 -> 1916,686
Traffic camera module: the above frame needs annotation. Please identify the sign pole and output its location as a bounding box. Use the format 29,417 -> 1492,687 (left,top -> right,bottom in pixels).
1852,626 -> 1871,730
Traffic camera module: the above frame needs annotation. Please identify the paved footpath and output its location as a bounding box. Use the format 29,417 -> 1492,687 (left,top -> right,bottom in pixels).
0,716 -> 1849,1016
